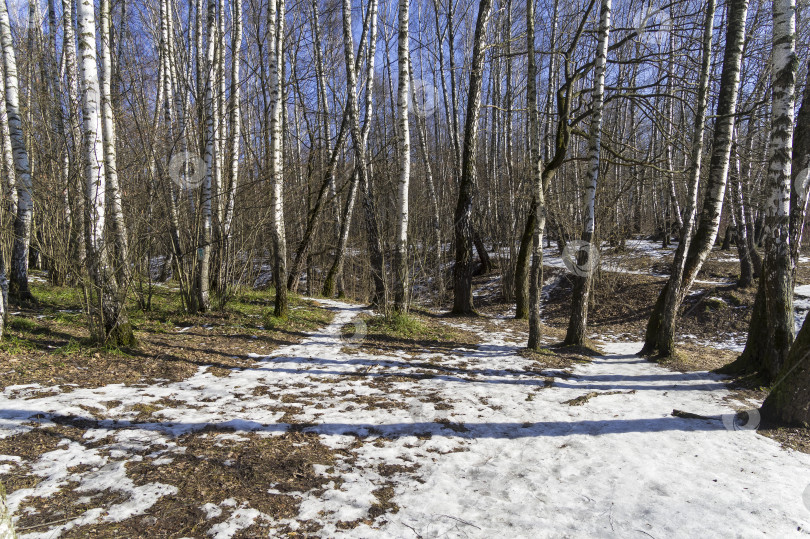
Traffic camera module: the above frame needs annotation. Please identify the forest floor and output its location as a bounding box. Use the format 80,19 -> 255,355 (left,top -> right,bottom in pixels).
1,241 -> 810,537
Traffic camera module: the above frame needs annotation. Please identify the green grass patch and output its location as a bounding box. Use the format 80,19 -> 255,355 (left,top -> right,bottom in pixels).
0,335 -> 36,354
366,312 -> 429,339
9,318 -> 41,333
703,297 -> 727,312
262,296 -> 333,332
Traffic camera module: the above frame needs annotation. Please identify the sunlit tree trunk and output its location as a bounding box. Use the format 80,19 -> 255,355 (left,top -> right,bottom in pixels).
730,143 -> 754,288
526,0 -> 546,350
76,0 -> 133,346
0,0 -> 33,301
340,0 -> 386,306
451,0 -> 493,315
223,0 -> 242,265
195,0 -> 217,313
100,0 -> 128,269
409,58 -> 443,304
564,0 -> 611,346
393,0 -> 411,312
726,0 -> 798,381
269,0 -> 288,318
0,58 -> 15,218
641,0 -> 724,356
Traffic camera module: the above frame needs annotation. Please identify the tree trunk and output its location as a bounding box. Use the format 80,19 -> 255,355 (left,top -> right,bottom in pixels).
564,0 -> 611,347
193,0 -> 217,313
526,0 -> 546,350
100,0 -> 129,270
0,0 -> 33,301
0,52 -> 15,219
340,0 -> 385,307
409,58 -> 443,304
725,0 -> 797,381
730,147 -> 754,288
451,0 -> 493,315
269,0 -> 288,318
222,0 -> 242,278
760,311 -> 810,426
642,0 -> 749,359
393,0 -> 411,313
76,0 -> 134,346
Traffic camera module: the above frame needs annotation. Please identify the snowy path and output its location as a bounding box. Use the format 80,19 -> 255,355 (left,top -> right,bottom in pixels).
1,300 -> 810,537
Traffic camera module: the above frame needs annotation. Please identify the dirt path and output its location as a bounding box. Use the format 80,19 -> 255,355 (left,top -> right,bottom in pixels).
1,300 -> 809,537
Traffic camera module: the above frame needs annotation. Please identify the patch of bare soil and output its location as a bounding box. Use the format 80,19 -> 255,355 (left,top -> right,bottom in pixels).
655,343 -> 740,373
76,430 -> 340,538
758,427 -> 810,455
542,272 -> 661,339
348,310 -> 481,358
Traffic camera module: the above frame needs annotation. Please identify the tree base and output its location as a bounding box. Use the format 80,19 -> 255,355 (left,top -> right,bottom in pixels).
104,322 -> 137,348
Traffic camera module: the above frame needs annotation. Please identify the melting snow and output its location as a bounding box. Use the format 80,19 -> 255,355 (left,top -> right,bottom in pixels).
0,300 -> 808,537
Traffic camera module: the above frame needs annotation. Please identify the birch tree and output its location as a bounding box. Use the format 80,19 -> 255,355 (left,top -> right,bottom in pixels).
641,0 -> 749,359
76,0 -> 134,346
563,0 -> 611,347
526,0 -> 546,350
100,0 -> 128,268
269,0 -> 288,318
0,0 -> 33,301
451,0 -> 493,315
223,0 -> 242,264
757,0 -> 805,424
394,0 -> 411,313
340,0 -> 386,307
195,0 -> 217,313
726,0 -> 799,382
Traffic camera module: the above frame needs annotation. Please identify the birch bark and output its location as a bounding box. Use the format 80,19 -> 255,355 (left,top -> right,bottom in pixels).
0,0 -> 33,300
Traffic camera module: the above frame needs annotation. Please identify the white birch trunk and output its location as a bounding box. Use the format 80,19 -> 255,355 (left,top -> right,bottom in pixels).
269,0 -> 288,317
76,0 -> 132,345
0,0 -> 33,299
394,0 -> 411,312
563,0 -> 611,346
752,0 -> 797,377
100,0 -> 128,266
196,0 -> 216,312
640,0 -> 716,356
526,0 -> 546,349
340,0 -> 385,306
223,0 -> 242,243
0,57 -> 15,216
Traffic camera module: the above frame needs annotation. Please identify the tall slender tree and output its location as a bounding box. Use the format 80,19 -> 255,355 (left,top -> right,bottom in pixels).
526,0 -> 546,350
269,0 -> 288,318
394,0 -> 411,313
451,0 -> 493,315
0,0 -> 33,301
76,0 -> 133,346
564,0 -> 612,347
641,0 -> 749,358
